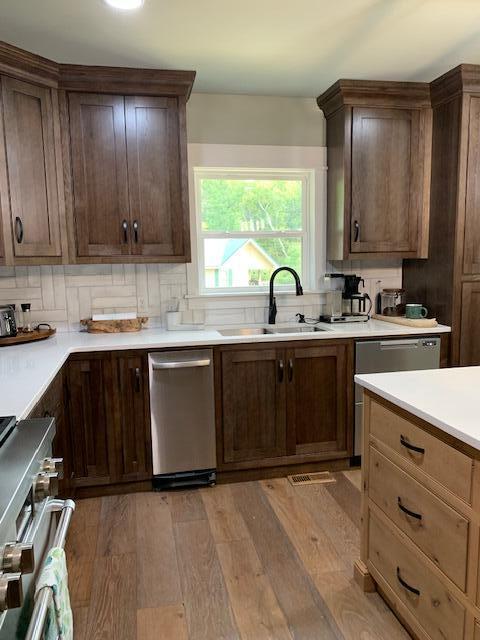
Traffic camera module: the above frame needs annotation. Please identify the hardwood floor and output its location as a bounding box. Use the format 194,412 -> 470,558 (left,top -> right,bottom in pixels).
66,471 -> 410,640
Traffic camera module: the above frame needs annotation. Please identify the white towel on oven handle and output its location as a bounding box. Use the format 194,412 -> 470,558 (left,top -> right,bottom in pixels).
34,546 -> 73,640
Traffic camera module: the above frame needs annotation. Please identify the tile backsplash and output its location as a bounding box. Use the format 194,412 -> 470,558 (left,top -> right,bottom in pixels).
0,260 -> 402,331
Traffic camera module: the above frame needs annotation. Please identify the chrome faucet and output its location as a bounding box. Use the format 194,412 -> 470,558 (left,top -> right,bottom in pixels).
268,267 -> 303,324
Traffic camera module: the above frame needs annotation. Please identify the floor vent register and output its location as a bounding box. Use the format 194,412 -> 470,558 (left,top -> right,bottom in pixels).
287,471 -> 336,486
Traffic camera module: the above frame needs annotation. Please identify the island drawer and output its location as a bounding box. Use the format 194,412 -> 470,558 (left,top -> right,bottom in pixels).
369,447 -> 469,591
369,398 -> 473,503
475,622 -> 480,640
368,511 -> 466,640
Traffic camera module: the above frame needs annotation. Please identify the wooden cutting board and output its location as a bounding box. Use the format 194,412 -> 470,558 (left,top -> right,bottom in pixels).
373,313 -> 438,328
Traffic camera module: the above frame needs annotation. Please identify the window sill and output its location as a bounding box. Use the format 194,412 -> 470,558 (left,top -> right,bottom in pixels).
185,290 -> 321,299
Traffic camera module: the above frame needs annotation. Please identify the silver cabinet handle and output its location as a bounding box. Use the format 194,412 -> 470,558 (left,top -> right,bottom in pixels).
152,359 -> 211,370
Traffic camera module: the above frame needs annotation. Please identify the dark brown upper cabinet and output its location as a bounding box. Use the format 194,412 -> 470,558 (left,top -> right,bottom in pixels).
62,67 -> 194,263
0,41 -> 194,266
317,80 -> 432,260
0,76 -> 63,261
68,92 -> 130,258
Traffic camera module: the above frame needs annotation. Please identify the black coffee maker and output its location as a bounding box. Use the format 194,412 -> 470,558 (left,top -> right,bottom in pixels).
342,275 -> 369,316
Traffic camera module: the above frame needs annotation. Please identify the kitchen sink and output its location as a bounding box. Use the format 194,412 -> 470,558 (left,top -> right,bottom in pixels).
218,325 -> 328,336
218,327 -> 271,336
270,326 -> 327,333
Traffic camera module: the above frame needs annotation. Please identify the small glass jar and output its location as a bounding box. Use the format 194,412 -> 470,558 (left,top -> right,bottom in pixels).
380,288 -> 406,316
21,303 -> 32,332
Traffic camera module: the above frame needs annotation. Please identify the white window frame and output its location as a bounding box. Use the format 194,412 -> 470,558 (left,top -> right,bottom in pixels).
194,167 -> 312,295
186,144 -> 327,300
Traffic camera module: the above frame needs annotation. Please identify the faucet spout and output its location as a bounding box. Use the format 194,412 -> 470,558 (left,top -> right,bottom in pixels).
268,267 -> 303,325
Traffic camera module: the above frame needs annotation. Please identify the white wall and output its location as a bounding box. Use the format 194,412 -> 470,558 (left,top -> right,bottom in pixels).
187,94 -> 325,146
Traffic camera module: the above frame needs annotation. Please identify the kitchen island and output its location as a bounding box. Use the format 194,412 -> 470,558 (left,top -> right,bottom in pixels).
355,367 -> 480,640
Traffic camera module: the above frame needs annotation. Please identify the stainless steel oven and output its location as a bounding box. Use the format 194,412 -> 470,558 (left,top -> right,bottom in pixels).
0,417 -> 74,640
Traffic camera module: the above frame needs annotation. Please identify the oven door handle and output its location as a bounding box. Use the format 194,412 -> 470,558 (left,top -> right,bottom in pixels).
25,499 -> 76,640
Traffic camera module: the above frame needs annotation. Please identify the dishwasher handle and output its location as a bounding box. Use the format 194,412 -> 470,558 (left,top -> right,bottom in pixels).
152,358 -> 211,370
379,339 -> 421,350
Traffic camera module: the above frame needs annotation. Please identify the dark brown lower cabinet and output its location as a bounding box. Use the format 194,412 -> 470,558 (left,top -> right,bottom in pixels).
66,354 -> 114,487
221,348 -> 286,463
218,340 -> 353,471
29,369 -> 71,495
111,352 -> 152,483
286,343 -> 352,457
65,351 -> 153,491
460,282 -> 480,365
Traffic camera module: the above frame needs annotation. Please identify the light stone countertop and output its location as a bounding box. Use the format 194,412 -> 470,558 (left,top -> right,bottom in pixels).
355,366 -> 480,451
0,318 -> 450,420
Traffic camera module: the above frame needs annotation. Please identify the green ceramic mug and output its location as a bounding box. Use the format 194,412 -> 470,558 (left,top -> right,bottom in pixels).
405,303 -> 428,319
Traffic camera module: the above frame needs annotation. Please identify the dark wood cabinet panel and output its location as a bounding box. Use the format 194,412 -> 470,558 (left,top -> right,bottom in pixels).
2,76 -> 62,258
65,355 -> 113,486
317,80 -> 431,260
125,96 -> 187,258
463,97 -> 480,275
286,342 -> 352,457
221,348 -> 286,463
403,67 -> 480,365
111,353 -> 152,482
351,107 -> 423,254
68,92 -> 130,258
460,282 -> 480,366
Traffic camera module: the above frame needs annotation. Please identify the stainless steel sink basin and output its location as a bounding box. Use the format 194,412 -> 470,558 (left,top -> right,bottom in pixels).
270,326 -> 327,333
218,327 -> 271,336
218,325 -> 328,336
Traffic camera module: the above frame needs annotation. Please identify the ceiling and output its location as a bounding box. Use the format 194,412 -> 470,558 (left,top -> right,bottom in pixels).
1,0 -> 480,96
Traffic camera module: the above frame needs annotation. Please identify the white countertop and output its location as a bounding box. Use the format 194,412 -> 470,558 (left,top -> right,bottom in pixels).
0,318 -> 450,420
356,367 -> 480,451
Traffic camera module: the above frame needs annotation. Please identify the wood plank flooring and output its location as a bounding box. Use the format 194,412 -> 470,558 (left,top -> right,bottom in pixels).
66,470 -> 411,640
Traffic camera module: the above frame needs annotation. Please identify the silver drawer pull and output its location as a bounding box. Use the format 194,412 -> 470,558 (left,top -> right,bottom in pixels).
152,359 -> 211,370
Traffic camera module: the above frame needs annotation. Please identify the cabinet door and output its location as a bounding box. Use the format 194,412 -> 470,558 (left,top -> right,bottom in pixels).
2,77 -> 61,257
286,342 -> 352,457
463,97 -> 480,274
125,96 -> 187,258
111,353 -> 152,482
350,107 -> 425,254
68,93 -> 130,258
460,282 -> 480,365
66,356 -> 113,486
221,348 -> 286,463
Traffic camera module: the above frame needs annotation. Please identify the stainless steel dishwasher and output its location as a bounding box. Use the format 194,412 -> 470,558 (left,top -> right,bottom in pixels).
149,349 -> 216,489
354,337 -> 441,457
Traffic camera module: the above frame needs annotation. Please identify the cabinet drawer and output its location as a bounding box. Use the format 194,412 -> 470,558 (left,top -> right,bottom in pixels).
368,511 -> 465,640
369,447 -> 469,590
369,399 -> 473,502
476,622 -> 480,640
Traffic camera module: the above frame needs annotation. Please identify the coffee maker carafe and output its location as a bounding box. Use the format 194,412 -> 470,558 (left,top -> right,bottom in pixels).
343,275 -> 369,315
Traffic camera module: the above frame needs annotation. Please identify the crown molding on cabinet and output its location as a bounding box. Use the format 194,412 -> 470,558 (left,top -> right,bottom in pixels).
430,64 -> 480,106
0,40 -> 196,98
0,41 -> 59,86
317,79 -> 431,118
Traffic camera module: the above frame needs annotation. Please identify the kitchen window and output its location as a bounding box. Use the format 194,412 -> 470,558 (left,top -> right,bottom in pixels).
194,168 -> 314,293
